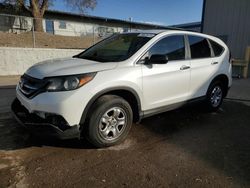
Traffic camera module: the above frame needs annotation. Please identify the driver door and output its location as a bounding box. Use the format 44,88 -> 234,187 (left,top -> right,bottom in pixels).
141,35 -> 191,111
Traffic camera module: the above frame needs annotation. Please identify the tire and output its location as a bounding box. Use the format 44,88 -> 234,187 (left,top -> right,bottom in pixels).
205,81 -> 224,112
86,95 -> 133,148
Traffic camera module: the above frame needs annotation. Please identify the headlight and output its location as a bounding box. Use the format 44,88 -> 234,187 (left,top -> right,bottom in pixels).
46,73 -> 96,91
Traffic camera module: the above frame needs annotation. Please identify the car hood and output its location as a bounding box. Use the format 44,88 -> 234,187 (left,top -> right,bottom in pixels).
25,57 -> 118,79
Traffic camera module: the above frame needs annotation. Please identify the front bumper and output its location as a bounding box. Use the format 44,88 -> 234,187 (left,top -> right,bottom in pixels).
16,86 -> 86,126
11,98 -> 80,139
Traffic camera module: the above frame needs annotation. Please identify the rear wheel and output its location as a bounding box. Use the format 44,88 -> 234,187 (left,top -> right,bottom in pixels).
205,81 -> 224,111
86,95 -> 133,148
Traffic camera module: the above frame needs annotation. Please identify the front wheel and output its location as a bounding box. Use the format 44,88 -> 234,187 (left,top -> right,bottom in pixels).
205,81 -> 224,112
87,95 -> 133,148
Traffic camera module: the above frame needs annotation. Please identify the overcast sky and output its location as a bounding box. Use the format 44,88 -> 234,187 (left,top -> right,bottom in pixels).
52,0 -> 204,26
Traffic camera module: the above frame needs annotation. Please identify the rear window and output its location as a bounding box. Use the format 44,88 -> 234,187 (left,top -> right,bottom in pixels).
209,39 -> 224,56
188,36 -> 211,59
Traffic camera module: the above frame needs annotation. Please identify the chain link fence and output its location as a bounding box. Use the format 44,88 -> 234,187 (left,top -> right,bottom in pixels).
0,14 -> 129,49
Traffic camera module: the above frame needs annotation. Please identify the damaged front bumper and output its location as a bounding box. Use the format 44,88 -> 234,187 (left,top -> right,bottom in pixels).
11,98 -> 81,140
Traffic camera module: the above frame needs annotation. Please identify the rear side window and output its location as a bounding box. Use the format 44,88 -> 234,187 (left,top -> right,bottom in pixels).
209,39 -> 224,56
188,36 -> 211,59
148,35 -> 185,61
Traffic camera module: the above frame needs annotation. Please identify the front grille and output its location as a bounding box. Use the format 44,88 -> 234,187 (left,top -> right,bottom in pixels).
18,74 -> 47,98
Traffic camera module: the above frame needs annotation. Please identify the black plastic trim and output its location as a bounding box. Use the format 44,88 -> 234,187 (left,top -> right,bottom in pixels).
142,96 -> 206,118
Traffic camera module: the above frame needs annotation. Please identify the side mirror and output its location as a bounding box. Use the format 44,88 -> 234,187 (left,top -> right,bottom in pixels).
146,54 -> 168,64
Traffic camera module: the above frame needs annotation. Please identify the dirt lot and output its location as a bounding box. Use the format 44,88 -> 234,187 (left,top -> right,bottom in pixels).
0,77 -> 250,188
0,32 -> 102,49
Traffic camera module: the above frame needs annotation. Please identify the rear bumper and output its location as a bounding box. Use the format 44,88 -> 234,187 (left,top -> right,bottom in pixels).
11,98 -> 80,140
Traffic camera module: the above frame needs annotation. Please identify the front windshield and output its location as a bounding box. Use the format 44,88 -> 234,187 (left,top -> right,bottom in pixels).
75,33 -> 155,62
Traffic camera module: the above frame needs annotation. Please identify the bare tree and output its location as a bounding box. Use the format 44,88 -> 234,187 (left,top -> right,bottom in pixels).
65,0 -> 97,12
1,0 -> 97,32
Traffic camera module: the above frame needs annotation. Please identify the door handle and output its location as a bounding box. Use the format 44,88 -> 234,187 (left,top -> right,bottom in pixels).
211,62 -> 219,65
180,65 -> 190,70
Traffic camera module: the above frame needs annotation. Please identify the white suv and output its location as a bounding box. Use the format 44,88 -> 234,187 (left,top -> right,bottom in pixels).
12,30 -> 232,147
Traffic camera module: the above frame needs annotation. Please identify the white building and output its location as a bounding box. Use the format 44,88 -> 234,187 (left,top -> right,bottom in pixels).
0,5 -> 170,38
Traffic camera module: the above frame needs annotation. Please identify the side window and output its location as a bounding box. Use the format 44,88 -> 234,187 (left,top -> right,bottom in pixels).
188,36 -> 211,59
148,35 -> 185,61
209,39 -> 224,56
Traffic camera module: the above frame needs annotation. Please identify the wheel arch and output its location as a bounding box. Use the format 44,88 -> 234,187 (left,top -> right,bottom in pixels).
80,87 -> 142,127
209,74 -> 229,97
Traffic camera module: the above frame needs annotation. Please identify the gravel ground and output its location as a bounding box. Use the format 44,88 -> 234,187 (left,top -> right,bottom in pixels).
0,78 -> 250,188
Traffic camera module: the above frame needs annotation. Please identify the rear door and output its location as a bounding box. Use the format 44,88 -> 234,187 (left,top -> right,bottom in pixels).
188,35 -> 218,98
